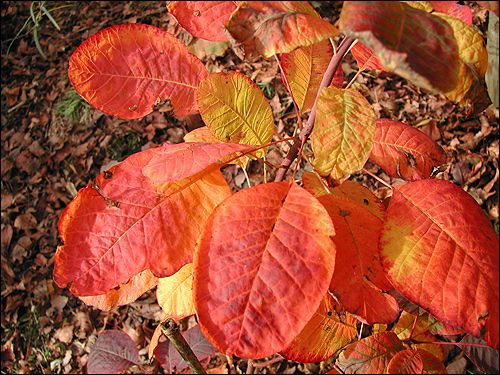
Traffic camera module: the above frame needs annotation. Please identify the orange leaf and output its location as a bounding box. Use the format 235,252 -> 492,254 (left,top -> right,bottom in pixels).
392,311 -> 446,361
339,1 -> 460,93
381,179 -> 499,348
167,1 -> 236,42
68,24 -> 208,120
281,294 -> 358,363
386,348 -> 447,374
193,182 -> 336,358
157,263 -> 195,320
319,187 -> 399,324
337,331 -> 405,373
226,1 -> 338,58
54,143 -> 234,296
184,128 -> 248,167
351,42 -> 387,71
331,181 -> 385,221
280,40 -> 334,114
79,270 -> 158,311
142,142 -> 252,184
369,119 -> 447,181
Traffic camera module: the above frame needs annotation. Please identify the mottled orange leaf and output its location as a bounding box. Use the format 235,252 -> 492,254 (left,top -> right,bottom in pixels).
68,24 -> 208,120
226,1 -> 338,58
194,182 -> 336,358
337,332 -> 405,373
339,1 -> 460,93
369,119 -> 447,181
184,127 -> 247,167
319,192 -> 399,324
312,86 -> 376,180
393,311 -> 446,361
301,171 -> 331,197
148,318 -> 168,360
351,42 -> 387,71
281,294 -> 358,363
79,270 -> 158,311
280,40 -> 334,113
54,144 -> 232,296
331,181 -> 385,221
157,263 -> 195,320
431,1 -> 473,25
167,1 -> 236,41
197,72 -> 275,159
142,142 -> 252,184
381,179 -> 499,348
386,348 -> 447,374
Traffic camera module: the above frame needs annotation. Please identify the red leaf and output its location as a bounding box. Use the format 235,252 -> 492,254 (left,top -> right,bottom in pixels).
337,331 -> 405,373
431,1 -> 473,25
54,144 -> 233,296
154,325 -> 216,373
339,1 -> 460,93
281,294 -> 358,363
319,185 -> 399,324
381,179 -> 499,348
168,1 -> 236,42
68,24 -> 208,120
369,119 -> 447,181
194,182 -> 336,358
386,348 -> 446,374
87,330 -> 139,374
351,42 -> 387,71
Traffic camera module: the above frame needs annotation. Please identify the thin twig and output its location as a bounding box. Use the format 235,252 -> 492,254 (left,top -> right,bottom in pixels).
160,319 -> 207,374
246,359 -> 255,374
263,155 -> 267,183
253,355 -> 283,368
358,322 -> 364,341
345,67 -> 365,89
409,314 -> 419,340
274,36 -> 356,182
362,168 -> 393,190
242,166 -> 251,187
426,340 -> 493,349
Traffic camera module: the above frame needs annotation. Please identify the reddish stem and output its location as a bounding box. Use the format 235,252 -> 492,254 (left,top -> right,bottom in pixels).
409,314 -> 419,340
274,36 -> 356,182
426,340 -> 494,349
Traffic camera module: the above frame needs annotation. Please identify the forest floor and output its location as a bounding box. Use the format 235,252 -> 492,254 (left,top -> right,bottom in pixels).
1,1 -> 498,374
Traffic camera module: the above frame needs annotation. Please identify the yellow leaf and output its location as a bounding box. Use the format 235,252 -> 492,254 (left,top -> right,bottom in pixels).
301,171 -> 331,197
436,13 -> 489,108
312,87 -> 376,180
281,40 -> 334,114
157,263 -> 195,320
197,72 -> 275,158
403,1 -> 433,12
